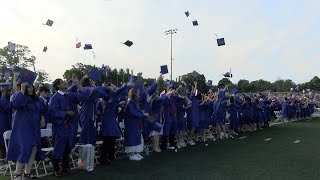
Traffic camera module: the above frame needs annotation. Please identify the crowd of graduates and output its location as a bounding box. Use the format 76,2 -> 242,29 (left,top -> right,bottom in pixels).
0,71 -> 317,180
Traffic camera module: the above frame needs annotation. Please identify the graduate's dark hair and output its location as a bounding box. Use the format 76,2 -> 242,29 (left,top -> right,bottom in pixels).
53,78 -> 63,91
230,96 -> 234,103
81,77 -> 91,87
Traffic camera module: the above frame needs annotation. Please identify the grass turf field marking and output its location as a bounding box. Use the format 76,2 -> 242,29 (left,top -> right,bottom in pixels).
293,140 -> 301,144
264,138 -> 272,141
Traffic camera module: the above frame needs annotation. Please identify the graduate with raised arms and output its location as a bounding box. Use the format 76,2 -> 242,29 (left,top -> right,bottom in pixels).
49,75 -> 88,177
7,69 -> 46,180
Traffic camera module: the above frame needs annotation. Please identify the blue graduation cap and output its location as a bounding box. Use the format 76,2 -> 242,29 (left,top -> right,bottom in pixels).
43,46 -> 48,53
84,44 -> 93,50
192,20 -> 198,26
220,69 -> 232,78
207,80 -> 213,86
185,11 -> 190,17
89,68 -> 101,82
45,19 -> 54,27
16,68 -> 37,85
232,87 -> 239,94
123,40 -> 133,47
160,65 -> 168,75
215,34 -> 225,46
217,38 -> 225,46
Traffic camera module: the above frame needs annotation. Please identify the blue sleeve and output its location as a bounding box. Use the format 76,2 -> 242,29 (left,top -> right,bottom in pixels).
10,92 -> 28,109
127,101 -> 144,118
147,82 -> 158,96
113,84 -> 128,98
48,96 -> 66,125
90,86 -> 109,99
67,84 -> 78,92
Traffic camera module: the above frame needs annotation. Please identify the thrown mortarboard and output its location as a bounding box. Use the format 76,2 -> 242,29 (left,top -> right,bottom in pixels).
84,44 -> 93,50
123,40 -> 133,47
192,20 -> 198,26
185,11 -> 190,17
7,42 -> 16,52
16,68 -> 37,85
76,42 -> 81,48
160,65 -> 168,75
219,69 -> 232,78
215,34 -> 225,46
89,68 -> 101,82
217,38 -> 225,46
232,87 -> 239,94
207,80 -> 213,86
45,19 -> 54,27
43,46 -> 48,53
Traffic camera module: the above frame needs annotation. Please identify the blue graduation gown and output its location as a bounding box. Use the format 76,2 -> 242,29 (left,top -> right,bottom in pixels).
282,101 -> 289,119
100,85 -> 128,137
186,92 -> 200,128
7,92 -> 45,163
199,101 -> 211,129
162,95 -> 178,136
49,90 -> 87,159
0,95 -> 11,148
138,83 -> 158,138
176,96 -> 187,131
243,101 -> 254,124
124,98 -> 145,147
79,86 -> 109,145
228,102 -> 241,130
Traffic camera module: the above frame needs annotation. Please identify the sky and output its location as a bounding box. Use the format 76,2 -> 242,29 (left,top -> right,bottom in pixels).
0,0 -> 319,84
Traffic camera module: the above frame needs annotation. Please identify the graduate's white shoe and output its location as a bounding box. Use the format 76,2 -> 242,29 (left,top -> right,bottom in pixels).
136,154 -> 144,159
166,146 -> 175,150
180,142 -> 187,147
225,133 -> 229,139
129,155 -> 141,161
188,141 -> 196,146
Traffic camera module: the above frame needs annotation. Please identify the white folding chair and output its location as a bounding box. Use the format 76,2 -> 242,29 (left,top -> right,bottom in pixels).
46,123 -> 52,130
36,129 -> 54,176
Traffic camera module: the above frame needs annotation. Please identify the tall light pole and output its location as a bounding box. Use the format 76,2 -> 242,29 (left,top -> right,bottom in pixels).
165,29 -> 178,81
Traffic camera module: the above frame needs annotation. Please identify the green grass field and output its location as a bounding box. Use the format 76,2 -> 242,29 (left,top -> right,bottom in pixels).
3,118 -> 320,180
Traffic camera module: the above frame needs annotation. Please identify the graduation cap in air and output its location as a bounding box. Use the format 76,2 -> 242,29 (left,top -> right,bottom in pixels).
207,80 -> 213,86
220,69 -> 232,78
2,68 -> 13,78
123,40 -> 133,47
43,19 -> 54,27
43,46 -> 48,53
89,68 -> 102,82
160,65 -> 168,75
232,87 -> 239,94
84,44 -> 93,50
0,82 -> 12,90
185,11 -> 190,17
76,42 -> 81,48
192,20 -> 198,26
215,34 -> 225,46
16,68 -> 37,85
7,42 -> 16,52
